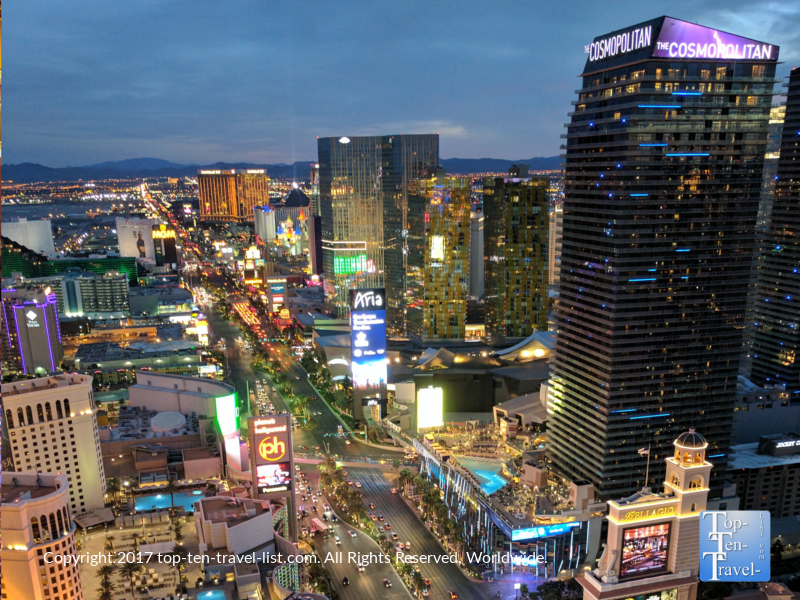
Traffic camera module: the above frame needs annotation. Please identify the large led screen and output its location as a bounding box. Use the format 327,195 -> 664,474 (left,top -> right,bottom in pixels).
215,393 -> 238,436
350,289 -> 387,396
257,462 -> 292,494
417,386 -> 444,429
620,523 -> 671,579
652,17 -> 777,60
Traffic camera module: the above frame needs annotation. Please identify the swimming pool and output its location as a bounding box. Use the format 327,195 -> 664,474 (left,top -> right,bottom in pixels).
457,458 -> 507,495
134,489 -> 205,513
195,590 -> 227,600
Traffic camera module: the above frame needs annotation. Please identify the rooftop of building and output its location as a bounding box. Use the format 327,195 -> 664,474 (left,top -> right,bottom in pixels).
1,284 -> 52,301
107,406 -> 202,441
197,496 -> 270,526
1,472 -> 66,504
74,340 -> 199,362
729,441 -> 800,470
129,285 -> 193,297
2,373 -> 91,397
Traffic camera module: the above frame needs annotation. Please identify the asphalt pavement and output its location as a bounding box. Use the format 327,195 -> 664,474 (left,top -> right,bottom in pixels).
349,467 -> 491,600
298,464 -> 411,600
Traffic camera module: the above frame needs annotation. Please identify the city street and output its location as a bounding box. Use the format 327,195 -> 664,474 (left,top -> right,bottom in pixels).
205,299 -> 401,459
297,464 -> 410,600
348,467 -> 493,600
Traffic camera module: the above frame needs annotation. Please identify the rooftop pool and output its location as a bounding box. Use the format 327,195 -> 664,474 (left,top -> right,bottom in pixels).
195,591 -> 228,600
134,489 -> 205,513
457,457 -> 507,495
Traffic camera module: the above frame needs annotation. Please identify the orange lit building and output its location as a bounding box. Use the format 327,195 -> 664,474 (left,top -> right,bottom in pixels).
198,169 -> 270,223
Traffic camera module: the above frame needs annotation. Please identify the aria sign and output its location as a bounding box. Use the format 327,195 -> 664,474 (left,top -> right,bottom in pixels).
352,289 -> 384,310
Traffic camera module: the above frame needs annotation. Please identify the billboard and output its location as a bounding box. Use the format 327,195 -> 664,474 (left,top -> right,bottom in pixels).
215,393 -> 238,436
248,415 -> 294,498
256,462 -> 292,494
116,218 -> 157,260
417,386 -> 443,429
350,289 -> 387,409
652,18 -> 778,60
620,523 -> 671,579
334,254 -> 367,275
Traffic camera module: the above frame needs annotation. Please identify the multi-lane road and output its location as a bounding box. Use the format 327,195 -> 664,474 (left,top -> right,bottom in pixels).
205,300 -> 400,459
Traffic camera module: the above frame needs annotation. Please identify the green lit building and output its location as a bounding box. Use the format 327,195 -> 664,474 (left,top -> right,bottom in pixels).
406,174 -> 471,342
483,174 -> 549,342
2,237 -> 139,286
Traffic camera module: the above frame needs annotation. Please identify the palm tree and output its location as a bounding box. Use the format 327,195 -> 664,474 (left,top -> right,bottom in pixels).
163,480 -> 178,515
97,564 -> 118,600
131,532 -> 140,553
392,459 -> 401,478
106,478 -> 121,507
104,535 -> 116,551
171,544 -> 189,593
118,561 -> 144,599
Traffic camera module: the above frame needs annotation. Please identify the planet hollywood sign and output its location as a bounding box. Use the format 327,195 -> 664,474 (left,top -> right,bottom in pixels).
586,26 -> 653,62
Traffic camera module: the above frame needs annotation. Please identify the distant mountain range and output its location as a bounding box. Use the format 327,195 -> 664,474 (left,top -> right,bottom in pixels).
4,156 -> 562,184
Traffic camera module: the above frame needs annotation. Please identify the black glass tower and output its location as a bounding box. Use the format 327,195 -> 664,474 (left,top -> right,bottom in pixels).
549,16 -> 779,500
750,68 -> 800,397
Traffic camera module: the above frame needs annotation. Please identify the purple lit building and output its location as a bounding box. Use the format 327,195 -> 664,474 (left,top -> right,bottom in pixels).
1,286 -> 63,376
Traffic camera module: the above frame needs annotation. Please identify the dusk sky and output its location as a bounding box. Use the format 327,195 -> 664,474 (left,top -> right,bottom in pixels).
7,0 -> 800,167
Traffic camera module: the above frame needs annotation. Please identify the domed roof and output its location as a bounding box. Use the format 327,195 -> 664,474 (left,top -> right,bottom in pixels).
675,428 -> 706,448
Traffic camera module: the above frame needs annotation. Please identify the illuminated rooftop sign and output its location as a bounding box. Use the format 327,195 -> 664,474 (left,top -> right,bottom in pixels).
652,17 -> 778,60
586,25 -> 652,62
585,17 -> 778,64
215,393 -> 238,436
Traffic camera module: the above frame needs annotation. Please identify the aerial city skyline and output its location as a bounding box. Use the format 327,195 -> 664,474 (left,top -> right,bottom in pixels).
2,6 -> 800,600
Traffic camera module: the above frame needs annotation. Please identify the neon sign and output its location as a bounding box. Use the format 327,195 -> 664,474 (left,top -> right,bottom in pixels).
258,435 -> 287,461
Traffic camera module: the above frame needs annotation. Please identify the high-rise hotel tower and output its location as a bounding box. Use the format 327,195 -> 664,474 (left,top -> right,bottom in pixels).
549,17 -> 779,500
751,68 -> 800,395
317,135 -> 439,326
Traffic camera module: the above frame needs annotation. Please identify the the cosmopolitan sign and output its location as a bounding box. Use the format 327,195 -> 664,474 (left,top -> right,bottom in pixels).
653,18 -> 777,60
586,26 -> 652,62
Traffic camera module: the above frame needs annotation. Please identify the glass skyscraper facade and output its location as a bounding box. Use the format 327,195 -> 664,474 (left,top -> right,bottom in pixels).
750,68 -> 800,397
318,134 -> 439,325
406,173 -> 471,342
483,176 -> 549,342
549,16 -> 779,500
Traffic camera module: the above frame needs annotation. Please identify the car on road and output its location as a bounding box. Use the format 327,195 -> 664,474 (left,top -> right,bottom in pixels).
424,579 -> 431,587
391,533 -> 399,541
348,530 -> 357,538
369,503 -> 376,509
392,488 -> 398,494
383,579 -> 392,588
379,526 -> 385,532
384,523 -> 391,530
378,515 -> 384,521
413,565 -> 421,573
342,577 -> 349,586
422,590 -> 430,598
334,536 -> 341,545
406,541 -> 411,548
347,480 -> 354,486
324,504 -> 331,511
370,514 -> 377,521
345,440 -> 351,445
357,564 -> 365,572
449,593 -> 458,599
355,482 -> 362,488
397,542 -> 405,550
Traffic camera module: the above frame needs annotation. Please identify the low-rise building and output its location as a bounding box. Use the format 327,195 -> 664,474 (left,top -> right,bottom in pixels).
728,433 -> 800,518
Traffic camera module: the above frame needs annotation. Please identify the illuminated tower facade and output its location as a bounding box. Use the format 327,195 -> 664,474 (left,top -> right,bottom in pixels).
406,174 -> 471,342
198,169 -> 270,223
549,17 -> 779,500
483,175 -> 549,342
317,134 -> 439,324
750,68 -> 800,395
